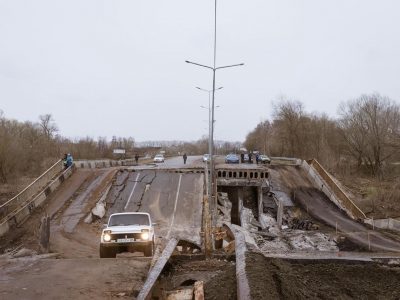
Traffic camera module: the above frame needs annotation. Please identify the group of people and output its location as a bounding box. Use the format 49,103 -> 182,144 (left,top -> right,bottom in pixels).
62,153 -> 74,169
240,152 -> 260,164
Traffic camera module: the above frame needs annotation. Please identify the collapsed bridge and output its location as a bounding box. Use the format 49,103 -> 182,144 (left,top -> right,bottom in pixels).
1,156 -> 400,299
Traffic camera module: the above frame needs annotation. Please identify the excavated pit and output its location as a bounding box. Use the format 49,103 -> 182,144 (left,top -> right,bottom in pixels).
151,255 -> 237,300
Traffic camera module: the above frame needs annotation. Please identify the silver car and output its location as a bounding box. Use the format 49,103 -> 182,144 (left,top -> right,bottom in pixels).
153,154 -> 164,163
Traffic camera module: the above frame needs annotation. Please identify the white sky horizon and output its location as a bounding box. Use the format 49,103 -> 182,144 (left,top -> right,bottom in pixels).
1,0 -> 400,142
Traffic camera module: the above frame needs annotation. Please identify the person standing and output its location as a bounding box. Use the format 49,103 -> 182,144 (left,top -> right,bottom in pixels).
240,153 -> 245,163
135,154 -> 139,165
256,153 -> 259,165
183,153 -> 187,164
248,152 -> 253,164
66,153 -> 73,168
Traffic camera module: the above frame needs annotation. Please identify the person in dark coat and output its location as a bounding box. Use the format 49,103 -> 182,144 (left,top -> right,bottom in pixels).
135,154 -> 139,165
183,153 -> 187,164
248,152 -> 253,164
240,153 -> 245,163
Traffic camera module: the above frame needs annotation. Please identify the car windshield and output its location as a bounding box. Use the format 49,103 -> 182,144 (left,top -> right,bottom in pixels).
155,155 -> 163,158
108,214 -> 149,226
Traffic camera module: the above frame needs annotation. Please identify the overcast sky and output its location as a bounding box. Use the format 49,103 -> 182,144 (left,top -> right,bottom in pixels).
1,0 -> 400,142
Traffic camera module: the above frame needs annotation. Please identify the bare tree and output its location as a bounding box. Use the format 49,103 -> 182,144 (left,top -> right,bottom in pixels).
273,98 -> 306,157
339,93 -> 400,177
39,114 -> 58,139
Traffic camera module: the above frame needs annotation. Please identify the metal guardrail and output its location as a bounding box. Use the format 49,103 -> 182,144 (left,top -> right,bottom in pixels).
308,159 -> 366,220
0,159 -> 63,222
365,218 -> 400,232
74,158 -> 137,169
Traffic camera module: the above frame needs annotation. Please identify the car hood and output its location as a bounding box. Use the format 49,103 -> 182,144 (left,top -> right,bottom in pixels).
104,225 -> 151,233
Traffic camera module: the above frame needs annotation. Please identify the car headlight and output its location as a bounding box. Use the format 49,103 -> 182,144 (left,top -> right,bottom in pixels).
141,229 -> 150,240
103,233 -> 111,242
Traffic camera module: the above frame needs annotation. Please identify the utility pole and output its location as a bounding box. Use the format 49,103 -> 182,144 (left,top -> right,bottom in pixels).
186,0 -> 243,224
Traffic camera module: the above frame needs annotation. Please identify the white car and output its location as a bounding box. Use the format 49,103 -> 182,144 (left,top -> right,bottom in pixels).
100,212 -> 155,258
202,154 -> 210,162
153,154 -> 164,163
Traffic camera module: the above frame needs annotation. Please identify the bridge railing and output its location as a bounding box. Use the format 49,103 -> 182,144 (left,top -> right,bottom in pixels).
306,159 -> 366,220
0,159 -> 64,222
74,158 -> 144,169
365,218 -> 400,232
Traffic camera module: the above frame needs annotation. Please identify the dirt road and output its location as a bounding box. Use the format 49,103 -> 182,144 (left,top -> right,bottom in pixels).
0,257 -> 149,300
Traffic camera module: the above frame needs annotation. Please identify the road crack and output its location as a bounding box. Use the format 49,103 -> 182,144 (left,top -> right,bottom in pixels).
135,170 -> 157,212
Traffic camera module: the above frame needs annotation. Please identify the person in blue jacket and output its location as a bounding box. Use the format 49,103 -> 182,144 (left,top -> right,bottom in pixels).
66,153 -> 74,168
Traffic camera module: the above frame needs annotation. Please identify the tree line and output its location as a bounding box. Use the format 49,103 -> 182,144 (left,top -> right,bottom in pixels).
0,110 -> 241,184
0,111 -> 135,183
244,93 -> 400,178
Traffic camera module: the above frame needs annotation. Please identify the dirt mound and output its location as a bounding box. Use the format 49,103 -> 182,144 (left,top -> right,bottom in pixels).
246,252 -> 400,299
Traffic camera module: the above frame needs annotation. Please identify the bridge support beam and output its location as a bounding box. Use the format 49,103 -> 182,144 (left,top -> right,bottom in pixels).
238,188 -> 244,226
257,186 -> 263,219
277,198 -> 283,230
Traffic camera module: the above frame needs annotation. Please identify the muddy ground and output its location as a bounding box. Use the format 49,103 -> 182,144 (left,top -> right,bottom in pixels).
0,257 -> 149,300
246,252 -> 400,299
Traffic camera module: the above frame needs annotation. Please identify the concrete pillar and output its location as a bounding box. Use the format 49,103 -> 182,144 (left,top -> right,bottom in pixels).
203,196 -> 212,258
238,188 -> 244,226
39,215 -> 50,254
277,198 -> 283,230
257,186 -> 263,220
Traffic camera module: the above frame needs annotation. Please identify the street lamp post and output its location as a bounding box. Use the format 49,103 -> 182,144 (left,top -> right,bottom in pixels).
186,0 -> 243,225
197,86 -> 222,174
186,61 -> 244,220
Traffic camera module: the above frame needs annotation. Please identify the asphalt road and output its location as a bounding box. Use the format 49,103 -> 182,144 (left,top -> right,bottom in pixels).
107,169 -> 204,245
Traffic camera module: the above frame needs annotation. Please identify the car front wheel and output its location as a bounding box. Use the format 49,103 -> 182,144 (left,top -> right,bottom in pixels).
144,241 -> 154,257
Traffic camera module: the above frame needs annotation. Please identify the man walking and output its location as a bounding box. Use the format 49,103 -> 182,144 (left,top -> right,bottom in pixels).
183,153 -> 187,164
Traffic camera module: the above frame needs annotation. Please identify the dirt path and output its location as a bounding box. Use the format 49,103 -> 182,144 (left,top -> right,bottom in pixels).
0,257 -> 149,300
